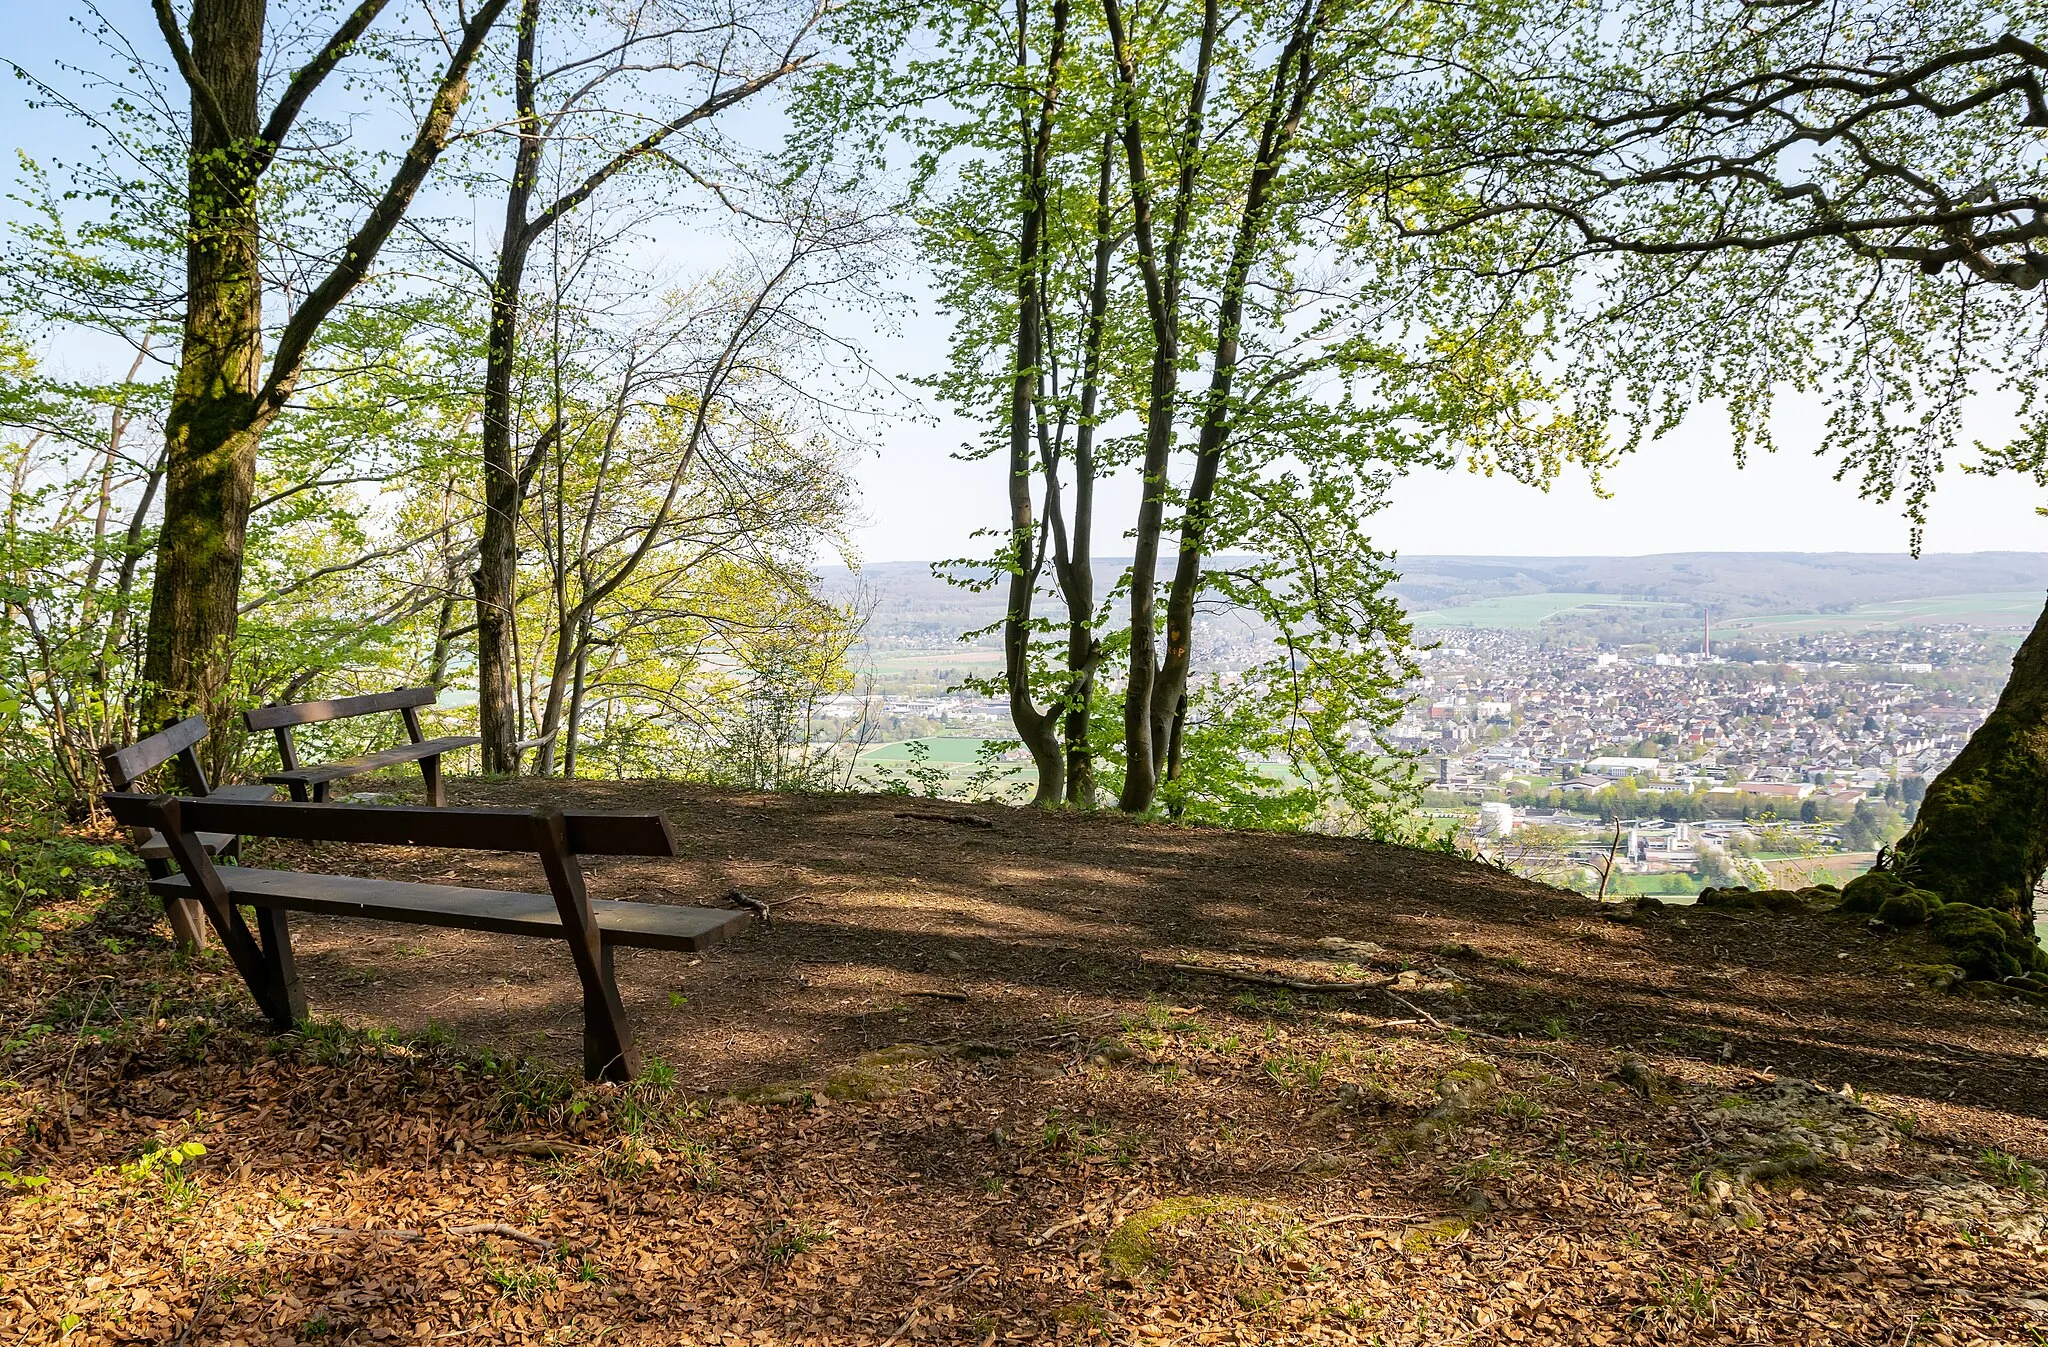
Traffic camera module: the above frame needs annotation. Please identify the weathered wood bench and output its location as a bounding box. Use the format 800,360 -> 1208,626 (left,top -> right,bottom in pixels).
244,687 -> 481,805
99,714 -> 278,949
99,794 -> 754,1080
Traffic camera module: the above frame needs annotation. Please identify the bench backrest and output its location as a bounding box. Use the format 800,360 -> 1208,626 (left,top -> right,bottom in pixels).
98,794 -> 677,858
244,686 -> 436,731
101,714 -> 217,794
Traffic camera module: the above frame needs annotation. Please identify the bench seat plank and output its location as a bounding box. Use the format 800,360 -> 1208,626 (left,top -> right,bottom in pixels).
137,829 -> 238,860
149,867 -> 749,952
208,783 -> 284,801
261,735 -> 482,788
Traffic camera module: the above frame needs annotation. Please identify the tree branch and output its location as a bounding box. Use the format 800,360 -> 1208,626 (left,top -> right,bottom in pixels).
150,0 -> 233,145
255,0 -> 396,172
522,58 -> 813,246
257,0 -> 514,420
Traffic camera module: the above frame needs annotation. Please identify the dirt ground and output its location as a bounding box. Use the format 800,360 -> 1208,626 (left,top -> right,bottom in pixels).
4,777 -> 2047,1346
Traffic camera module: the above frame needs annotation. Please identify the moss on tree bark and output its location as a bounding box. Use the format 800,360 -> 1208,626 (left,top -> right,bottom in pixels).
1841,593 -> 2048,984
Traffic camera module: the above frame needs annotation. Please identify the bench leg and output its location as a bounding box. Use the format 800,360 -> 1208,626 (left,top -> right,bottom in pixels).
287,781 -> 310,803
581,941 -> 640,1083
253,906 -> 307,1028
145,858 -> 209,951
420,753 -> 444,807
162,896 -> 209,951
312,782 -> 331,804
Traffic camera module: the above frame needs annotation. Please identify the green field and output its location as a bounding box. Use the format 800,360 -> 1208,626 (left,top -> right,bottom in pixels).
862,649 -> 1005,674
1723,591 -> 2043,635
858,736 -> 1007,763
1412,593 -> 1667,630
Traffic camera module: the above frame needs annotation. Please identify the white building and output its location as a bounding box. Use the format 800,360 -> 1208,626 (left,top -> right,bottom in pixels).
1584,756 -> 1661,779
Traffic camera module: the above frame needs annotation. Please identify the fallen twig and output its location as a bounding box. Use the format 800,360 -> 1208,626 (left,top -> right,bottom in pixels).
479,1139 -> 596,1159
60,975 -> 115,1090
1030,1208 -> 1105,1244
1302,1212 -> 1423,1232
1384,990 -> 1515,1042
893,811 -> 993,829
906,989 -> 969,1002
168,1286 -> 213,1347
299,1225 -> 425,1242
294,1221 -> 557,1252
879,1267 -> 986,1346
1166,962 -> 1393,994
447,1222 -> 553,1250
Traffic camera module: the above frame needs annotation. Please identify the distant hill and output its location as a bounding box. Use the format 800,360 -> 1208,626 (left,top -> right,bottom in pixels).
821,553 -> 2048,647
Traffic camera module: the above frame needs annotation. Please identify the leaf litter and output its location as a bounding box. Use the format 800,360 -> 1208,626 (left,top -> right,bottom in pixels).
2,779 -> 2045,1345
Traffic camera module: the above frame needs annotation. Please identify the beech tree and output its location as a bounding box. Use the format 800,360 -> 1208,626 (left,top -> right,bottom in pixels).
810,0 -> 1588,818
141,0 -> 511,747
467,0 -> 824,772
1369,0 -> 2048,975
506,190 -> 882,776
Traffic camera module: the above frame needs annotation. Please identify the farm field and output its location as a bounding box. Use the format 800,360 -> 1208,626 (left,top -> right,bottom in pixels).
853,736 -> 1030,795
858,735 -> 1007,763
859,648 -> 1004,674
1721,590 -> 2043,635
1410,592 -> 1669,629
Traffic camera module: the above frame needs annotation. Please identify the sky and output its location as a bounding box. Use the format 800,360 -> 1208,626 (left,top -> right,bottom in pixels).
7,3 -> 2045,567
840,393 -> 2048,565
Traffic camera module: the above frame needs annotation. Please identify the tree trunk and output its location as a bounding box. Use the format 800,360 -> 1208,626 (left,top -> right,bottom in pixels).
1890,593 -> 2048,934
1058,132 -> 1116,809
474,0 -> 545,775
1149,0 -> 1321,798
533,609 -> 579,776
141,0 -> 266,757
562,616 -> 594,778
1102,0 -> 1218,812
1000,0 -> 1068,806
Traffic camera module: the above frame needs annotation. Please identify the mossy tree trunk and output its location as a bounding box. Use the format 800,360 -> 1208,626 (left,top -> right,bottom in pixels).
140,0 -> 267,743
1889,593 -> 2048,936
140,0 -> 509,770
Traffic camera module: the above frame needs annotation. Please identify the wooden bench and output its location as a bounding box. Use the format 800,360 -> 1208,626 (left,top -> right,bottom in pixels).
99,793 -> 752,1080
99,714 -> 278,949
244,687 -> 481,805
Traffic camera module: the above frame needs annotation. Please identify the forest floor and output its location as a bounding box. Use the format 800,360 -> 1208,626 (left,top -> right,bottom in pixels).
3,777 -> 2047,1346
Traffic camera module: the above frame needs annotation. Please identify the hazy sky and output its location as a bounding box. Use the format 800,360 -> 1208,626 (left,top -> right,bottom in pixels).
845,392 -> 2047,565
9,3 -> 2044,566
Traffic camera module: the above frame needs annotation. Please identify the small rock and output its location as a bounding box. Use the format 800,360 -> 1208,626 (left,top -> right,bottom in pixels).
1336,1082 -> 1398,1114
1392,969 -> 1468,995
1612,1054 -> 1677,1103
1087,1040 -> 1136,1068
